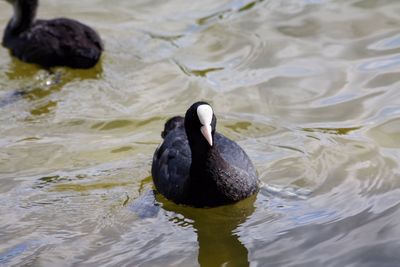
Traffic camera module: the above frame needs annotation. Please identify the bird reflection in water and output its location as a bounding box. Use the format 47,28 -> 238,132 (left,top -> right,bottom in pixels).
0,57 -> 103,112
157,192 -> 256,267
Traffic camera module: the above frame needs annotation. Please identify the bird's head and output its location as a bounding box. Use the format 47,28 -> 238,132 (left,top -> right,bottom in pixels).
184,101 -> 217,147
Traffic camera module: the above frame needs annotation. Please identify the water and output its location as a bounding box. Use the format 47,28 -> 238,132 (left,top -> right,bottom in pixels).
1,0 -> 400,266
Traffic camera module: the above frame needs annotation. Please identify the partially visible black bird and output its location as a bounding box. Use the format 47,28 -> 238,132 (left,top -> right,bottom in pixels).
152,102 -> 259,207
2,0 -> 103,68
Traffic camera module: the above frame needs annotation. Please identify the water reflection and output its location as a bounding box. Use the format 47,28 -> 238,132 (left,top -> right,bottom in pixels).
2,0 -> 400,265
0,58 -> 103,113
158,194 -> 256,267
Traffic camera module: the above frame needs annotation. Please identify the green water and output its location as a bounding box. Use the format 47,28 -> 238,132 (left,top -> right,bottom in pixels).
1,0 -> 400,266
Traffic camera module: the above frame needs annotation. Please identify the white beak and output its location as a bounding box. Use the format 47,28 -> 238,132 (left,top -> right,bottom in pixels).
197,104 -> 214,147
200,125 -> 213,146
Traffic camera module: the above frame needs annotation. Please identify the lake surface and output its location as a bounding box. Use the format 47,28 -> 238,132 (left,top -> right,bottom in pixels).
1,0 -> 400,266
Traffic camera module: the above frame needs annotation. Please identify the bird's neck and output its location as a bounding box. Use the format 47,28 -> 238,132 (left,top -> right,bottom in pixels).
188,145 -> 229,207
189,143 -> 224,181
9,0 -> 38,33
190,145 -> 213,171
188,134 -> 214,171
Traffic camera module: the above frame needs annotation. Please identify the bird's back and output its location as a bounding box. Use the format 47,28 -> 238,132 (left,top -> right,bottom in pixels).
152,117 -> 191,203
3,18 -> 103,68
214,133 -> 257,179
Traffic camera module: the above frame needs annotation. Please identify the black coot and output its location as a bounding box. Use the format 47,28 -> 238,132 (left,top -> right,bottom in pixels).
152,102 -> 259,207
2,0 -> 103,68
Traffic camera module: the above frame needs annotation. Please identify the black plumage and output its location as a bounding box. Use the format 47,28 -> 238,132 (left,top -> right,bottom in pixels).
2,0 -> 103,68
152,102 -> 259,207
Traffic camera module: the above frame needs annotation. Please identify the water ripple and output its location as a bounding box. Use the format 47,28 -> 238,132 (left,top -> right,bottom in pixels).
1,0 -> 400,266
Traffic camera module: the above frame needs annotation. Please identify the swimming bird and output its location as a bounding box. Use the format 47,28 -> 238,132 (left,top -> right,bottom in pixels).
2,0 -> 103,68
152,102 -> 259,207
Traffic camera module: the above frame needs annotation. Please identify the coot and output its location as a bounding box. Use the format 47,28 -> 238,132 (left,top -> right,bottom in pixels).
2,0 -> 103,68
152,102 -> 259,207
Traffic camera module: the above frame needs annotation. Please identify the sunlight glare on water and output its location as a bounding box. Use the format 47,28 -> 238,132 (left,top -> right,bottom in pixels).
1,0 -> 400,266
